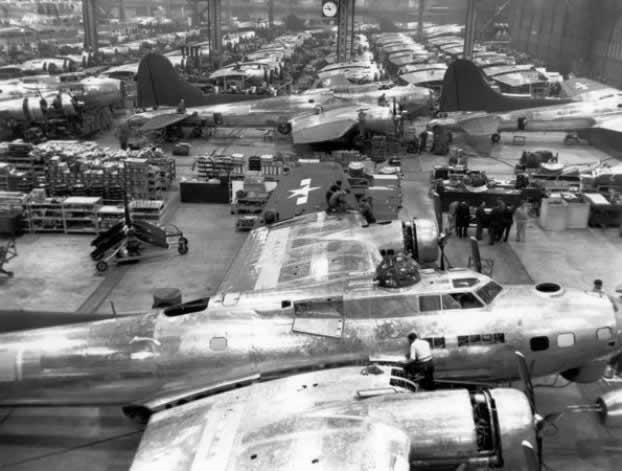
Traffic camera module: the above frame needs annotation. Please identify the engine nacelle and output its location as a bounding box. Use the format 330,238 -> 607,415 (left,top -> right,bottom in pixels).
561,359 -> 608,383
597,389 -> 622,428
402,218 -> 438,265
2,97 -> 48,122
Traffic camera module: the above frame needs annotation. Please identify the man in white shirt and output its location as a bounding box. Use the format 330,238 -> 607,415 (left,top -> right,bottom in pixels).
405,331 -> 435,390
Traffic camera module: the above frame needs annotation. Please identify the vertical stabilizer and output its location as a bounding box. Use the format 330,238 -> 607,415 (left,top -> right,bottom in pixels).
136,53 -> 266,108
440,59 -> 570,113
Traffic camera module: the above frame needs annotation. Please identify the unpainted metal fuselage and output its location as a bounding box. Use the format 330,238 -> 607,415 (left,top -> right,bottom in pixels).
0,268 -> 619,406
129,84 -> 433,133
432,92 -> 622,135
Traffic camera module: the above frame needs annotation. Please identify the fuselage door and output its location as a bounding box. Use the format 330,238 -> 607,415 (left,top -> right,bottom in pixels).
292,296 -> 344,338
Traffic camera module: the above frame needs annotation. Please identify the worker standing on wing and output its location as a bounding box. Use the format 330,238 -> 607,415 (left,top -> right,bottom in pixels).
405,332 -> 435,390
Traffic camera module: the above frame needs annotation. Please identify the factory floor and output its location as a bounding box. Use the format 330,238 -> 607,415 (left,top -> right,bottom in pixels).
0,129 -> 621,470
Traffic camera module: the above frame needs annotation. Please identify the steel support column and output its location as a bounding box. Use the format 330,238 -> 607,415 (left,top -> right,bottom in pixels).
208,0 -> 222,54
119,0 -> 126,22
82,0 -> 98,52
268,0 -> 274,28
336,0 -> 355,63
417,0 -> 425,42
463,0 -> 477,60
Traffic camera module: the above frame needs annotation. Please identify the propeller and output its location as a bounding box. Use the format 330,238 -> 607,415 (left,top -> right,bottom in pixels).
515,351 -> 562,471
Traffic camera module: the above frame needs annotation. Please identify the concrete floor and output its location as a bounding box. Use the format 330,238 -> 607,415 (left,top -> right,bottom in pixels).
1,128 -> 621,470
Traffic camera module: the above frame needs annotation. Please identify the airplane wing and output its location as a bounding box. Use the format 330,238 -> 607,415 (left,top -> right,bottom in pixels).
595,113 -> 622,133
561,77 -> 618,100
139,112 -> 189,132
128,366 -> 534,471
129,367 -> 410,471
290,105 -> 362,144
260,162 -> 353,220
218,208 -> 403,294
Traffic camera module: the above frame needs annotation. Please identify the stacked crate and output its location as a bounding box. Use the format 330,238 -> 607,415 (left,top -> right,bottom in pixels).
0,163 -> 11,191
130,200 -> 166,224
0,191 -> 28,235
123,158 -> 160,200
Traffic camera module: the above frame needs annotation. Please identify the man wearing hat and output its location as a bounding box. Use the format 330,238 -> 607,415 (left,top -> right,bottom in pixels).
405,331 -> 435,390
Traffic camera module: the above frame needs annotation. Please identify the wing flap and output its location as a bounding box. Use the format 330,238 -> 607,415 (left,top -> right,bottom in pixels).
130,391 -> 249,471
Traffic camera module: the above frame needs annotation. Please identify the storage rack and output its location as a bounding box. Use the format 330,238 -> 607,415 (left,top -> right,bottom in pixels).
62,197 -> 102,233
26,198 -> 65,233
26,196 -> 102,233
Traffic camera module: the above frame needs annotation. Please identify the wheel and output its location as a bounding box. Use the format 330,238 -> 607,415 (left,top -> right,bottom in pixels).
178,242 -> 188,255
491,133 -> 501,143
96,261 -> 109,272
277,122 -> 292,135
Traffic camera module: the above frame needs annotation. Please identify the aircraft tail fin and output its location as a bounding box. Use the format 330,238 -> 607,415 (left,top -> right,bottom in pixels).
136,53 -> 266,108
440,59 -> 569,113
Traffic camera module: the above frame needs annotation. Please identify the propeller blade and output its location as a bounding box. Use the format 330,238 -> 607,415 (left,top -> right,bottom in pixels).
515,351 -> 536,413
521,440 -> 540,471
536,411 -> 563,433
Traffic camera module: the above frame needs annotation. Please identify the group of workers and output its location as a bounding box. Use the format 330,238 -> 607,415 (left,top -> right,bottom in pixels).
325,180 -> 377,224
447,199 -> 530,243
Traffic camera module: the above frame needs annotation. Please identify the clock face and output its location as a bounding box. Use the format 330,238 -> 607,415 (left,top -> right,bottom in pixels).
322,1 -> 338,17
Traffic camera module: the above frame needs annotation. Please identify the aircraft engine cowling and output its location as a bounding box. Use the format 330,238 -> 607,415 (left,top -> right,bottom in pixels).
228,388 -> 535,470
22,96 -> 48,121
597,389 -> 622,428
58,92 -> 79,116
561,359 -> 608,383
402,218 -> 438,265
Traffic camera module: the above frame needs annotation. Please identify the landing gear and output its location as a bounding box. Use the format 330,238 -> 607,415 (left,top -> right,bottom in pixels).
491,133 -> 501,144
96,260 -> 109,273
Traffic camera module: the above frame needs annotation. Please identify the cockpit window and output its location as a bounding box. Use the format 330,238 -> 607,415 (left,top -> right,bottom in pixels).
476,281 -> 503,304
452,278 -> 479,288
442,293 -> 484,309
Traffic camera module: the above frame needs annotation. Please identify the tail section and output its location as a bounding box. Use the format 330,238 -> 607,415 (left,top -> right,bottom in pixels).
136,53 -> 263,108
440,59 -> 570,113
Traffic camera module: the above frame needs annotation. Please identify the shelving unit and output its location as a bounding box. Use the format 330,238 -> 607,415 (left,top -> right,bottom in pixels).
26,199 -> 65,233
95,206 -> 125,233
26,196 -> 102,234
62,197 -> 102,233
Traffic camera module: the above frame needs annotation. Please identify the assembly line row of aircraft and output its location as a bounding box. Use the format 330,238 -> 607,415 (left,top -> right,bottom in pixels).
128,53 -> 434,145
3,28 -> 622,471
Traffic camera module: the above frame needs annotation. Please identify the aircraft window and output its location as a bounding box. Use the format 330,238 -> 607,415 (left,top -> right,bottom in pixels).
419,295 -> 441,312
557,333 -> 575,348
452,278 -> 479,288
442,293 -> 484,309
597,327 -> 613,341
530,336 -> 550,351
424,337 -> 446,349
209,337 -> 227,351
457,332 -> 505,346
476,281 -> 503,304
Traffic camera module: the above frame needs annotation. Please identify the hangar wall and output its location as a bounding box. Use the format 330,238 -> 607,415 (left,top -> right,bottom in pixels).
508,0 -> 622,88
